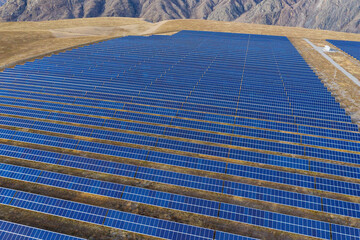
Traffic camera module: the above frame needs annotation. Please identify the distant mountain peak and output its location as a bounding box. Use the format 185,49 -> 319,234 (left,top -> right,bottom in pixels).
0,0 -> 359,33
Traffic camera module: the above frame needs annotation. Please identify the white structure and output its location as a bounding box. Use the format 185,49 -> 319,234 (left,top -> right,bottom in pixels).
323,45 -> 331,52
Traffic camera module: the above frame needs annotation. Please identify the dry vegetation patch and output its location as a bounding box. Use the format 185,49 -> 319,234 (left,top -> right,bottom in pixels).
0,17 -> 154,69
152,19 -> 360,41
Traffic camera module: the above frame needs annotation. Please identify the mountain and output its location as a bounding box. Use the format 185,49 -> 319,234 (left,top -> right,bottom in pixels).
236,0 -> 360,34
0,0 -> 359,33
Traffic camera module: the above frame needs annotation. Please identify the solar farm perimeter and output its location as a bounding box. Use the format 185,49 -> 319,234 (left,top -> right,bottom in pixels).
0,30 -> 360,240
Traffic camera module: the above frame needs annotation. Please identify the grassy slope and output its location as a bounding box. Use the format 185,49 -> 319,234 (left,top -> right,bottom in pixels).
0,18 -> 153,68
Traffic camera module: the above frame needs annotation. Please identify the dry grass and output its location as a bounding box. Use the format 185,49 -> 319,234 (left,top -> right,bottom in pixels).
152,19 -> 360,41
0,17 -> 155,68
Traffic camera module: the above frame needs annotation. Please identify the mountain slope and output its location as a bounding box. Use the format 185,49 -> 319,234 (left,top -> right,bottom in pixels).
236,0 -> 360,34
0,0 -> 359,33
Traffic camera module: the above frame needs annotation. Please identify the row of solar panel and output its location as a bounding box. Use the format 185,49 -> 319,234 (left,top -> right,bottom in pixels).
4,71 -> 336,113
0,187 -> 253,240
0,162 -> 358,240
2,113 -> 358,176
0,219 -> 84,240
0,97 -> 359,153
2,65 -> 344,108
0,79 -> 350,123
0,93 -> 345,136
4,112 -> 357,156
0,65 -> 340,106
0,107 -> 358,167
1,142 -> 360,219
0,81 -> 342,123
0,93 -> 357,135
0,39 -> 340,105
20,63 -> 323,95
61,33 -> 313,71
47,48 -> 309,77
1,103 -> 359,167
1,117 -> 360,187
5,106 -> 360,162
0,85 -> 355,135
43,43 -> 310,70
43,35 -> 334,97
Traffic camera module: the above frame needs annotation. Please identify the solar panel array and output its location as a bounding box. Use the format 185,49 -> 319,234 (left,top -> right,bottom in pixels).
0,30 -> 359,239
327,39 -> 360,61
0,219 -> 85,240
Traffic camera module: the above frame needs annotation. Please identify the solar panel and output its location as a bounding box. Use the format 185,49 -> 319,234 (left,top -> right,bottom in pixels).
0,219 -> 84,240
0,186 -> 255,240
3,114 -> 360,171
0,164 -> 355,239
0,152 -> 358,219
0,30 -> 359,239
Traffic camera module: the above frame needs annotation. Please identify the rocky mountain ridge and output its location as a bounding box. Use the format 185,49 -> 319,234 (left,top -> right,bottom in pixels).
0,0 -> 359,33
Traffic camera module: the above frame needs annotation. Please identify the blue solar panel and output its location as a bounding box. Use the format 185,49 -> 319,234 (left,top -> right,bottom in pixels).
1,142 -> 360,214
2,112 -> 359,166
0,220 -> 85,240
331,223 -> 360,240
0,186 -> 232,240
12,191 -> 107,224
214,231 -> 258,240
104,210 -> 215,240
226,163 -> 314,188
0,30 -> 359,239
219,203 -> 330,239
0,165 -> 342,239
